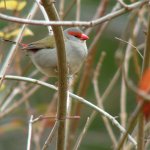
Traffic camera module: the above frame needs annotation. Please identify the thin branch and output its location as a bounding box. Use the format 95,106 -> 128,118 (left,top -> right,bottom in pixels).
76,0 -> 80,21
63,0 -> 76,19
0,0 -> 43,87
2,74 -> 150,103
0,22 -> 27,87
73,115 -> 92,150
59,0 -> 65,20
84,0 -> 108,35
115,37 -> 143,59
0,75 -> 136,147
71,2 -> 121,140
101,68 -> 121,103
0,0 -> 46,103
116,102 -> 142,150
31,115 -> 80,123
0,88 -> 20,112
123,67 -> 150,102
137,114 -> 145,150
119,16 -> 141,133
35,0 -> 52,33
42,121 -> 59,150
142,7 -> 150,71
93,52 -> 117,147
0,1 -> 147,26
0,76 -> 49,119
117,0 -> 129,9
27,115 -> 33,150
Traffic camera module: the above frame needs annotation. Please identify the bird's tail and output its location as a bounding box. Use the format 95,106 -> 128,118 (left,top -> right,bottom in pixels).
1,38 -> 28,48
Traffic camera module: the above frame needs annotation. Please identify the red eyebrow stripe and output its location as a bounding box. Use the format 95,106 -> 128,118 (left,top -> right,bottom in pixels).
68,31 -> 89,40
68,31 -> 82,37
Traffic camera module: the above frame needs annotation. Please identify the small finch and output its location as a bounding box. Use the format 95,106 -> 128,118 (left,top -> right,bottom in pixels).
2,27 -> 89,77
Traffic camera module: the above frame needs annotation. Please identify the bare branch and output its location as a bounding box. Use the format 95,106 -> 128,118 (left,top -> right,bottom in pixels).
42,121 -> 59,150
59,0 -> 65,20
73,115 -> 92,150
76,0 -> 81,21
0,1 -> 147,27
27,115 -> 34,150
0,23 -> 27,87
31,115 -> 80,124
116,102 -> 142,150
93,52 -> 117,146
35,0 -> 52,33
115,37 -> 143,59
0,75 -> 137,147
117,0 -> 130,9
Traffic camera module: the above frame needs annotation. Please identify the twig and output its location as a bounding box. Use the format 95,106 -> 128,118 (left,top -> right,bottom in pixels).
27,115 -> 33,150
0,88 -> 20,112
0,1 -> 147,26
116,102 -> 143,150
71,2 -> 121,143
137,114 -> 145,150
120,36 -> 133,133
73,115 -> 92,150
59,0 -> 65,20
0,0 -> 45,102
123,68 -> 150,102
35,0 -> 52,33
31,115 -> 80,123
0,22 -> 26,87
101,68 -> 121,103
63,0 -> 76,19
93,52 -> 117,147
76,0 -> 80,21
85,0 -> 108,35
42,121 -> 59,150
117,0 -> 130,9
145,120 -> 150,149
2,74 -> 150,103
0,2 -> 41,86
115,37 -> 143,59
116,16 -> 141,150
0,77 -> 47,119
142,7 -> 150,71
0,75 -> 137,147
116,18 -> 149,148
36,92 -> 58,143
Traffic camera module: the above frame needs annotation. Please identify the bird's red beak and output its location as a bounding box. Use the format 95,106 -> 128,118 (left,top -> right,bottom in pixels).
80,34 -> 89,40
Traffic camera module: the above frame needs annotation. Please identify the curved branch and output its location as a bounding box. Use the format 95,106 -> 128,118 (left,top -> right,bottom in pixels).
0,0 -> 147,27
0,75 -> 136,147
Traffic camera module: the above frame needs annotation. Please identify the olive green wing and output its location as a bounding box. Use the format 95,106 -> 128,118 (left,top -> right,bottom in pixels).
25,35 -> 56,50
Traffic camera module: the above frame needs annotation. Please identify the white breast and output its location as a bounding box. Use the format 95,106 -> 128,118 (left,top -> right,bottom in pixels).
28,40 -> 88,77
65,40 -> 88,74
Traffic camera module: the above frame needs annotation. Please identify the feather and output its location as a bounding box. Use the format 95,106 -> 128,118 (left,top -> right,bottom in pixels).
24,35 -> 56,50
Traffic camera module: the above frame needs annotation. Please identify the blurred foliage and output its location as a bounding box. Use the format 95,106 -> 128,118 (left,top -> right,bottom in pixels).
0,0 -> 26,11
0,27 -> 33,39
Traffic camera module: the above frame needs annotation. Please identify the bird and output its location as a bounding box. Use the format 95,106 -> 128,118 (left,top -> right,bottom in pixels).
137,68 -> 150,120
3,27 -> 89,77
